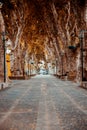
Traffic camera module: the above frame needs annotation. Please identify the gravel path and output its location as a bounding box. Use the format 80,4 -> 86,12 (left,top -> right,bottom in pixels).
0,75 -> 87,130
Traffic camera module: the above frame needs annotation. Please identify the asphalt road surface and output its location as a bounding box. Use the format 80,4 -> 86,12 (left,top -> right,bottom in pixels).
0,75 -> 87,130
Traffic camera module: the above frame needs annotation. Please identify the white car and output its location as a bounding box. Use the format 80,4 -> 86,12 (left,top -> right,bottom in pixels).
39,69 -> 48,75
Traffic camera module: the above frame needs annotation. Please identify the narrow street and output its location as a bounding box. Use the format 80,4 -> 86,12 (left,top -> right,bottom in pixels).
0,75 -> 87,130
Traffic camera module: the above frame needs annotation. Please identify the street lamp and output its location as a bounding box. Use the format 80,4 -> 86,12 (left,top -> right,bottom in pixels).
0,1 -> 6,82
29,59 -> 34,76
28,60 -> 29,77
79,30 -> 84,81
2,32 -> 6,82
79,30 -> 87,81
61,51 -> 64,78
55,58 -> 58,75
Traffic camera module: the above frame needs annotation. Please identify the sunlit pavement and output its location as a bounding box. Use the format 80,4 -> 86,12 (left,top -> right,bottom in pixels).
0,75 -> 87,130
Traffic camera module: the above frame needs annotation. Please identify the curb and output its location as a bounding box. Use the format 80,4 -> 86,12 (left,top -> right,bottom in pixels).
80,82 -> 87,89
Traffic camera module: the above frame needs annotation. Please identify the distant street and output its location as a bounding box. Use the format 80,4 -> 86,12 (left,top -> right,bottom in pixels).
0,75 -> 87,130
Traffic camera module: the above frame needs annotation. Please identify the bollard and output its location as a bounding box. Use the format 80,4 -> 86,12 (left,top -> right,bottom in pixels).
1,84 -> 3,89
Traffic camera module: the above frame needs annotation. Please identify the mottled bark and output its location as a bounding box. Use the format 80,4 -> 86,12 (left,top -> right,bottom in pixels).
0,0 -> 86,82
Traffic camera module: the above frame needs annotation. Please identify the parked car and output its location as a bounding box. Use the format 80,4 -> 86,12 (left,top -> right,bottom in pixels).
39,69 -> 48,75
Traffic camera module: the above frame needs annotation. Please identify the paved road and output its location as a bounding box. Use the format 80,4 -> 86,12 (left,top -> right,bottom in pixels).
0,75 -> 87,130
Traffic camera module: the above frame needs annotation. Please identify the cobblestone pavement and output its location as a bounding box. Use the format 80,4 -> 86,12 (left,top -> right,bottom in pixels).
0,75 -> 87,130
